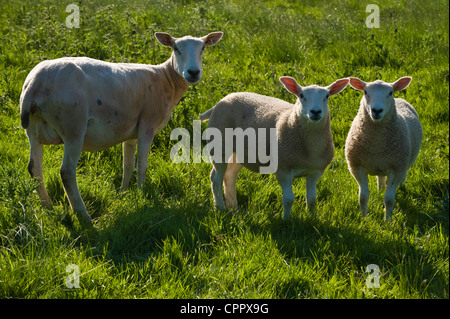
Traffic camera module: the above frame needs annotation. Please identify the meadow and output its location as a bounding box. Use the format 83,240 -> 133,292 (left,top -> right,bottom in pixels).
0,0 -> 448,299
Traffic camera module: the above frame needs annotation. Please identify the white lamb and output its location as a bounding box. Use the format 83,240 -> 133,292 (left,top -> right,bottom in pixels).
200,76 -> 349,219
345,76 -> 423,220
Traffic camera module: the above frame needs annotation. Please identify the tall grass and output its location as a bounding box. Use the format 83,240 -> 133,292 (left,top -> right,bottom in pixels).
0,0 -> 448,299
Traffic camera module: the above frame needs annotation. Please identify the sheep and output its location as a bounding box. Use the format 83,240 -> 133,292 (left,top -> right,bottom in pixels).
345,76 -> 423,220
200,76 -> 349,219
20,31 -> 223,227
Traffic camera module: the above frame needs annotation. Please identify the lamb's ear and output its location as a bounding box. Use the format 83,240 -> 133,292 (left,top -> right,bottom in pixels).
391,76 -> 412,92
327,78 -> 349,96
279,76 -> 302,96
155,32 -> 175,47
202,32 -> 223,46
348,77 -> 366,91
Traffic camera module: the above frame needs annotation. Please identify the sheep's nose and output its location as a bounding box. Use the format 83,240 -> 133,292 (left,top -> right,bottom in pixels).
187,69 -> 200,77
371,108 -> 383,119
310,110 -> 322,120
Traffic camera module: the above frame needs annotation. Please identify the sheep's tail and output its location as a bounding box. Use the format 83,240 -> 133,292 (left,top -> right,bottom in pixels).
20,91 -> 36,129
20,73 -> 43,129
199,108 -> 214,121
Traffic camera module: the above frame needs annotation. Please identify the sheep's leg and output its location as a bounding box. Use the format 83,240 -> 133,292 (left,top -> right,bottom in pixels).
377,175 -> 386,191
27,134 -> 52,208
120,139 -> 137,191
352,167 -> 370,217
136,127 -> 156,189
210,162 -> 226,211
60,139 -> 92,227
305,171 -> 323,214
276,172 -> 294,220
383,173 -> 404,221
223,153 -> 243,209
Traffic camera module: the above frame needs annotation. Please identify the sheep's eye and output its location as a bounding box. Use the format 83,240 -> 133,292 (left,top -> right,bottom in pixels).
326,94 -> 330,99
388,91 -> 393,96
173,46 -> 180,54
364,90 -> 368,95
200,45 -> 205,53
299,93 -> 305,99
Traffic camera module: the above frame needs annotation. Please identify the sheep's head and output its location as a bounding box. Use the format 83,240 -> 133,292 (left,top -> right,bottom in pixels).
349,77 -> 412,122
155,31 -> 223,85
279,76 -> 349,123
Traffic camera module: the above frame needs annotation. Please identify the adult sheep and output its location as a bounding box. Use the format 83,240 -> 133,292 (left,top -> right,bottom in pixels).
345,76 -> 423,220
20,31 -> 223,227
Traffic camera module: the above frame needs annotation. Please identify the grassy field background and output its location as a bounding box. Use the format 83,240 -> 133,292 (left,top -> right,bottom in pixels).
0,0 -> 448,299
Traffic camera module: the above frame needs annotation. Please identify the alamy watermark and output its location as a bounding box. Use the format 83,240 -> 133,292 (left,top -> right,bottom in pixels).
366,4 -> 380,28
65,262 -> 381,292
65,264 -> 80,289
170,120 -> 278,174
65,3 -> 80,28
365,264 -> 380,288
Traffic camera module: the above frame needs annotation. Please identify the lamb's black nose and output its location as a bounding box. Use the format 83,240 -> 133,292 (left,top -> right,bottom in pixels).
310,110 -> 322,120
371,108 -> 383,119
372,108 -> 382,115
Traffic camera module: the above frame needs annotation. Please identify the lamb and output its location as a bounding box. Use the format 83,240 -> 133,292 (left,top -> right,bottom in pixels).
20,31 -> 223,227
200,76 -> 349,219
345,76 -> 423,220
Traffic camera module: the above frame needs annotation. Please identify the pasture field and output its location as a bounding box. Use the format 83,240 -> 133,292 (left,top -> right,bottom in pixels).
0,0 -> 448,300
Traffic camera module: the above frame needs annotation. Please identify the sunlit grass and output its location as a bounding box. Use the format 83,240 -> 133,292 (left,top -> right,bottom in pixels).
0,0 -> 448,299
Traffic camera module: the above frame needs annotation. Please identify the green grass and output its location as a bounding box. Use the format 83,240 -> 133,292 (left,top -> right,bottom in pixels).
0,0 -> 448,299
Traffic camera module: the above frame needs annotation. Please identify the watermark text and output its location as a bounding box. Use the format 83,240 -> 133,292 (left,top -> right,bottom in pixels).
365,264 -> 380,288
65,3 -> 80,28
170,120 -> 278,174
366,4 -> 380,28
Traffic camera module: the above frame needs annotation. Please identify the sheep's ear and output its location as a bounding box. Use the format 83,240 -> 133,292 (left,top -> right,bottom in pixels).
155,32 -> 175,47
327,78 -> 349,96
349,77 -> 366,91
391,76 -> 412,92
279,76 -> 302,96
202,32 -> 223,46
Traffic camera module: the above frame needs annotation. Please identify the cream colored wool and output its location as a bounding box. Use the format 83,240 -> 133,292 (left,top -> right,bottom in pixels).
345,77 -> 423,220
201,76 -> 349,219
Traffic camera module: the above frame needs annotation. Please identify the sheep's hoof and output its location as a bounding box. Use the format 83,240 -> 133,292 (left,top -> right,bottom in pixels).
282,212 -> 291,220
307,205 -> 316,216
76,211 -> 93,229
214,204 -> 226,212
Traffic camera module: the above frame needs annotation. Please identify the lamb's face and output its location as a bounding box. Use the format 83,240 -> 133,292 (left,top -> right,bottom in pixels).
349,76 -> 412,122
363,81 -> 394,122
279,76 -> 349,123
298,86 -> 330,123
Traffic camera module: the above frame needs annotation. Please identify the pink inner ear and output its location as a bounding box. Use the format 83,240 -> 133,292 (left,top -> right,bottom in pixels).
204,32 -> 223,46
392,77 -> 412,91
349,77 -> 366,91
205,37 -> 216,46
280,77 -> 300,95
156,33 -> 173,46
328,79 -> 349,95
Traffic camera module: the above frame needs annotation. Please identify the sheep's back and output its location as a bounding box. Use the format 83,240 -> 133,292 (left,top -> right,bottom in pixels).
206,92 -> 293,169
209,92 -> 292,128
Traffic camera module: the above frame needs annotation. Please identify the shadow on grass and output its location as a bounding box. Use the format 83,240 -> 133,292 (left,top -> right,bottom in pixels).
53,176 -> 448,298
92,199 -> 214,263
